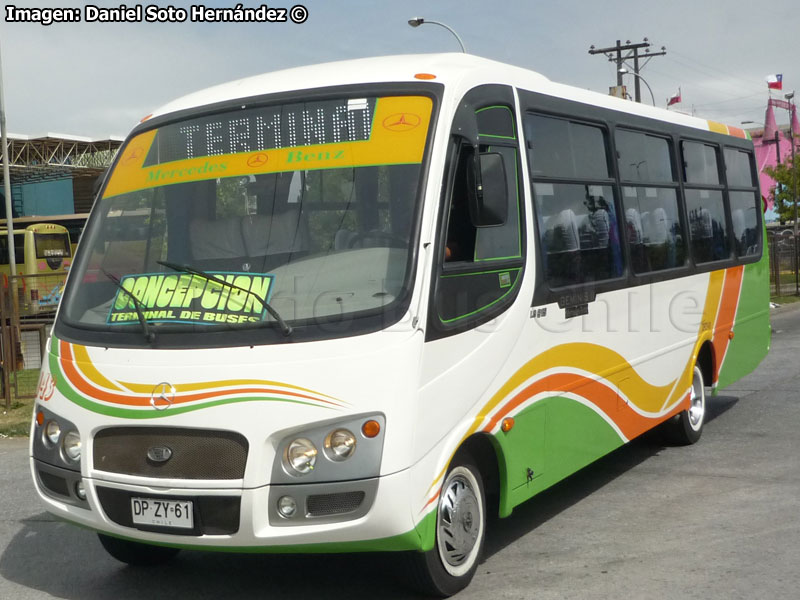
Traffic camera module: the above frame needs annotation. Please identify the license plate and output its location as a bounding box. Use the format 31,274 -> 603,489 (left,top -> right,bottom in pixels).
131,497 -> 194,529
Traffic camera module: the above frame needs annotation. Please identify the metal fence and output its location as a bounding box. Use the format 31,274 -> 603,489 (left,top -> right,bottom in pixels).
1,273 -> 60,410
767,229 -> 800,297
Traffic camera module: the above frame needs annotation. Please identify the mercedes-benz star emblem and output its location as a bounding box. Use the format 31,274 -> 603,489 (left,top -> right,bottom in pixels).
147,446 -> 173,463
150,382 -> 176,411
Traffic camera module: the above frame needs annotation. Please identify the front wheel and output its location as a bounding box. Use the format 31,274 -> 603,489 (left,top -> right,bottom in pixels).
665,364 -> 706,445
98,533 -> 181,566
406,455 -> 486,597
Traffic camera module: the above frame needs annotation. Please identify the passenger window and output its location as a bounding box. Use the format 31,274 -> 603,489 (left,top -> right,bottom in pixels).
724,148 -> 756,187
615,129 -> 685,274
616,130 -> 673,183
686,190 -> 728,263
682,141 -> 720,185
525,115 -> 610,179
534,183 -> 622,286
622,187 -> 686,272
526,113 -> 622,288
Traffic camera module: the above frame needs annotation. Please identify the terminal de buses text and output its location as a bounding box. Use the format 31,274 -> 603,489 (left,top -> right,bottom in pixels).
4,4 -> 309,25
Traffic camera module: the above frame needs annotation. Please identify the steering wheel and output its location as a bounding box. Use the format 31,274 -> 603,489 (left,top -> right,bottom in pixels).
348,231 -> 407,249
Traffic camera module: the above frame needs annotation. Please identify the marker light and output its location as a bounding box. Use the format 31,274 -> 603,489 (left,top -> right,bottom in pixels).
62,430 -> 82,462
361,420 -> 381,438
44,420 -> 61,446
325,429 -> 356,461
501,417 -> 515,433
277,495 -> 297,518
36,411 -> 45,427
286,438 -> 318,474
414,73 -> 437,80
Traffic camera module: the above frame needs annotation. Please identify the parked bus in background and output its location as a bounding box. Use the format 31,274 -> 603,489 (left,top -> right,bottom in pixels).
0,222 -> 72,314
29,54 -> 770,596
1,213 -> 90,257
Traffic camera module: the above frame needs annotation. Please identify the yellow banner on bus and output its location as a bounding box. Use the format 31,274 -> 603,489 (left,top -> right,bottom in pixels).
103,96 -> 433,198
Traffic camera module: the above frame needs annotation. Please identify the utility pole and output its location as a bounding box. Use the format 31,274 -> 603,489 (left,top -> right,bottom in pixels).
588,39 -> 667,103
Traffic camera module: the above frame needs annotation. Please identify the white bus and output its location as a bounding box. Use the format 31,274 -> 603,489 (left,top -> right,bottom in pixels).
31,54 -> 769,596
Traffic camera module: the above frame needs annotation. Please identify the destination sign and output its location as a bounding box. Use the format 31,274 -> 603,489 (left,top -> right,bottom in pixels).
144,98 -> 377,166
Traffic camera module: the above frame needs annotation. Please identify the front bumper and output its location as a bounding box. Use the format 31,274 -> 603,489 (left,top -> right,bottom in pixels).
31,458 -> 422,552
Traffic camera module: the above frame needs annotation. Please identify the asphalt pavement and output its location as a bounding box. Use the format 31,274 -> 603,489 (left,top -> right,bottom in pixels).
1,306 -> 798,599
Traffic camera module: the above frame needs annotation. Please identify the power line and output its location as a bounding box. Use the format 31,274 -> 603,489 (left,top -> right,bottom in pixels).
588,38 -> 666,103
668,48 -> 771,94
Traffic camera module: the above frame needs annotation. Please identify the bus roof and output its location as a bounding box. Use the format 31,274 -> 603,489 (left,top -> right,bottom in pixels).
148,53 -> 745,139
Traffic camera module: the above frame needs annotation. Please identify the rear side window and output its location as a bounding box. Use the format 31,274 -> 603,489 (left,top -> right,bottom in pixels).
724,147 -> 760,257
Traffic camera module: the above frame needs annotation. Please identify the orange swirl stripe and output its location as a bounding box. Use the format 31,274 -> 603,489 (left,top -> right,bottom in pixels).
480,373 -> 685,441
711,266 -> 744,381
59,340 -> 345,409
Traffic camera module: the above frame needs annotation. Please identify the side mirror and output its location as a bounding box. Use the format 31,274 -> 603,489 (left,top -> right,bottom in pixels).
469,152 -> 508,227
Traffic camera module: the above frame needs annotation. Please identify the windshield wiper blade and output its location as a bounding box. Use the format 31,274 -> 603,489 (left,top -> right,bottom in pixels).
157,260 -> 293,336
102,269 -> 156,343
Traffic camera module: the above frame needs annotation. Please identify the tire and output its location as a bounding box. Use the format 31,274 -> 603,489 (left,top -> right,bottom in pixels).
406,455 -> 486,597
98,533 -> 181,566
665,364 -> 706,445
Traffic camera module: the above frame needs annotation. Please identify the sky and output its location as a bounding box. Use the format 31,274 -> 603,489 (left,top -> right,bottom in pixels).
2,0 -> 799,139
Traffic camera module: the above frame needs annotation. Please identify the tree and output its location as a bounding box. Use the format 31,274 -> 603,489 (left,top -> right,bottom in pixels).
764,153 -> 800,224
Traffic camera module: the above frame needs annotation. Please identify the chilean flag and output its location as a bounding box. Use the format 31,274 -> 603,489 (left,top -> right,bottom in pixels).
766,74 -> 783,90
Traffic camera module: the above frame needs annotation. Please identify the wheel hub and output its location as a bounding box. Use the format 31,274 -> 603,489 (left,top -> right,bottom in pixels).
438,475 -> 480,567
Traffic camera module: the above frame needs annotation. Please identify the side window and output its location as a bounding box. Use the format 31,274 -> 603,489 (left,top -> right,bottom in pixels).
682,141 -> 729,263
616,129 -> 686,273
0,233 -> 25,265
431,97 -> 525,334
724,147 -> 761,258
526,114 -> 622,287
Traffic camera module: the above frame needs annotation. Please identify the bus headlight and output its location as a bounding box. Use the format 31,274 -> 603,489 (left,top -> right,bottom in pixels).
324,428 -> 356,461
43,420 -> 61,447
285,438 -> 317,474
62,430 -> 82,462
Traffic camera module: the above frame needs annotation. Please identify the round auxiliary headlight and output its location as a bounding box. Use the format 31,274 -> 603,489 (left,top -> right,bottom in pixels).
44,420 -> 61,446
75,480 -> 87,501
325,429 -> 356,461
62,430 -> 82,462
286,438 -> 317,475
277,495 -> 297,518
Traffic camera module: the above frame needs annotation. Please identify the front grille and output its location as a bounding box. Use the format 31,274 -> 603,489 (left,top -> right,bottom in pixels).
96,486 -> 240,536
307,491 -> 365,517
93,427 -> 248,480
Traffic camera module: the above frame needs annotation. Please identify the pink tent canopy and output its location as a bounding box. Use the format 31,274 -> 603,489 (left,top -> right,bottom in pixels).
753,101 -> 800,210
755,134 -> 795,209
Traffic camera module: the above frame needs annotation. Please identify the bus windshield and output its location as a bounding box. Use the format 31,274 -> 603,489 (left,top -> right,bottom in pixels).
58,92 -> 434,346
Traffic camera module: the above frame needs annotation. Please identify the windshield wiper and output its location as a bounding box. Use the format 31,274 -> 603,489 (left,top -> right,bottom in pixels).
157,260 -> 293,336
102,269 -> 156,343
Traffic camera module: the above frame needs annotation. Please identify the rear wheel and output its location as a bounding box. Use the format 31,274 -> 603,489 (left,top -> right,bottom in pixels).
665,364 -> 706,445
407,455 -> 486,597
98,534 -> 181,566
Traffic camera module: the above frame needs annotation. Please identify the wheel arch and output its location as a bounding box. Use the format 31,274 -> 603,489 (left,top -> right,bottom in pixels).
695,339 -> 715,387
455,432 -> 502,518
